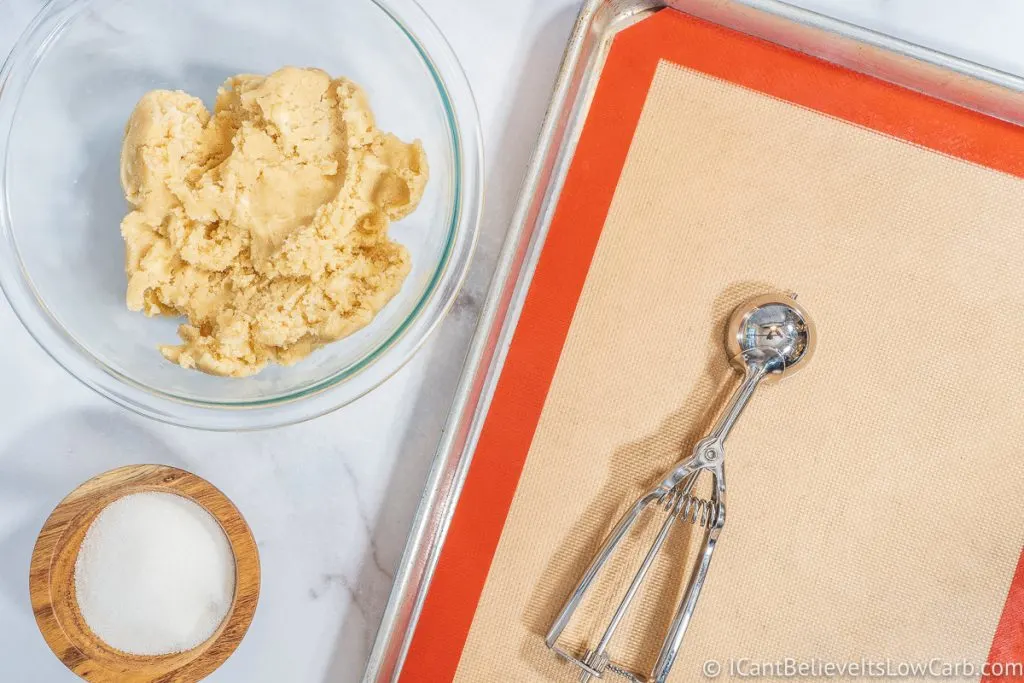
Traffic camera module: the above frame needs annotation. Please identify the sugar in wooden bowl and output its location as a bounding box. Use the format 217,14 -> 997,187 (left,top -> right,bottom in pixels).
74,492 -> 236,656
29,465 -> 259,683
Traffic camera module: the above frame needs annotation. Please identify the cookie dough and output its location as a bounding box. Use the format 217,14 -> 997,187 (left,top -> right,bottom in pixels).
119,67 -> 428,377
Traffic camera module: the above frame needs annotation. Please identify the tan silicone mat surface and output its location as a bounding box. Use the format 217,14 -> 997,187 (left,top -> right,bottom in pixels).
453,60 -> 1024,681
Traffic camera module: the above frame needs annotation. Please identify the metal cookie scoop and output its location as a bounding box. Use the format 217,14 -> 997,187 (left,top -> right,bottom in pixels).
546,293 -> 816,683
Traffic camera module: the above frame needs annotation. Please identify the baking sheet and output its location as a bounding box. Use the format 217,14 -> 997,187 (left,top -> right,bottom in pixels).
366,1 -> 1024,680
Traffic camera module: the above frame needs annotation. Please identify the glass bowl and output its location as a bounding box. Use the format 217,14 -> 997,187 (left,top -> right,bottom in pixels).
0,0 -> 482,429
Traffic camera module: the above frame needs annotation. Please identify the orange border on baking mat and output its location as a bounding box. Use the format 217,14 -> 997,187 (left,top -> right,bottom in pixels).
984,552 -> 1024,683
400,9 -> 1024,682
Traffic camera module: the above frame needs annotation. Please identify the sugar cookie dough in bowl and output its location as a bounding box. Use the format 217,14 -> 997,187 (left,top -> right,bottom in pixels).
122,67 -> 428,378
0,0 -> 482,428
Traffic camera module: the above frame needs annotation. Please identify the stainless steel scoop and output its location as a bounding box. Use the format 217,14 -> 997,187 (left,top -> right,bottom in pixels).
546,293 -> 816,683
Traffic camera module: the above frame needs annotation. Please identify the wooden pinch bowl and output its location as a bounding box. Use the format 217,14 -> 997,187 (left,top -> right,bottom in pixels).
29,465 -> 260,682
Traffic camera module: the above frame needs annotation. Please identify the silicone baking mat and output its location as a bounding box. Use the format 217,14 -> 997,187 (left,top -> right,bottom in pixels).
402,9 -> 1024,682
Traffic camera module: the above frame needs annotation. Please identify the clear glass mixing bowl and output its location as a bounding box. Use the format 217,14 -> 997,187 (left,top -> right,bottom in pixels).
0,0 -> 482,429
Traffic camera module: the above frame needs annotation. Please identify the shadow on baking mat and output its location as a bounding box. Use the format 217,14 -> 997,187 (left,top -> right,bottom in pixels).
521,282 -> 778,679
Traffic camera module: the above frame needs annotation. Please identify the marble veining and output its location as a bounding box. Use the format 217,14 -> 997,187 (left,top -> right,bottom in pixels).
1,0 -> 1023,681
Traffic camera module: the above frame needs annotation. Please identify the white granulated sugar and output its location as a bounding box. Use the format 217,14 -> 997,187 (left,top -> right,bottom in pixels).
74,491 -> 236,655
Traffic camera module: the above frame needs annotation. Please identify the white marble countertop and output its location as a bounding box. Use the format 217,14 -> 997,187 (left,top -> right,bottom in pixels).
1,0 -> 1023,681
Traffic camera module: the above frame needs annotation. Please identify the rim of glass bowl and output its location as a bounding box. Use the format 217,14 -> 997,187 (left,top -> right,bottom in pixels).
0,0 -> 483,431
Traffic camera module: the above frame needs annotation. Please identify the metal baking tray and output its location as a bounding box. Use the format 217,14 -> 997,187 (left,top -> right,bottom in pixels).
364,0 -> 1024,680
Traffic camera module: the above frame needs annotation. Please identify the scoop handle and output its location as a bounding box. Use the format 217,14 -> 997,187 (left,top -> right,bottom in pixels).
657,360 -> 767,493
707,358 -> 769,444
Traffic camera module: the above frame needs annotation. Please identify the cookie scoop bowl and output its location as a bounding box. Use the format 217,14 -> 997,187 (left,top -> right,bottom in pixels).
0,0 -> 482,429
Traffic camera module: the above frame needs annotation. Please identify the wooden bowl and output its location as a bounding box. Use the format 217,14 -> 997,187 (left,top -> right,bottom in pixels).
29,465 -> 260,682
